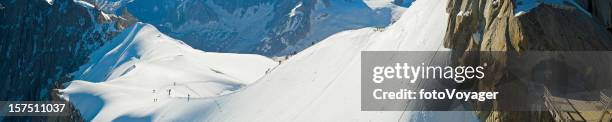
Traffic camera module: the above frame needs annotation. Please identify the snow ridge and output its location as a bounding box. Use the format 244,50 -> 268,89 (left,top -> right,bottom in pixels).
60,22 -> 277,121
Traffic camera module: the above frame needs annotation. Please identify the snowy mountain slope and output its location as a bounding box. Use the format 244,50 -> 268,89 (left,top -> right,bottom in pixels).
199,0 -> 477,121
59,22 -> 277,121
60,0 -> 478,121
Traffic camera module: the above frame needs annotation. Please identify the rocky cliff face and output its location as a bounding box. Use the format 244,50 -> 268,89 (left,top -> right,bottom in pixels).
443,0 -> 612,121
0,0 -> 136,121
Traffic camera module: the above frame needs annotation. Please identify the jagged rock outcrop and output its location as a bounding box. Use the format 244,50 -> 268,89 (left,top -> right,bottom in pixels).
444,0 -> 612,121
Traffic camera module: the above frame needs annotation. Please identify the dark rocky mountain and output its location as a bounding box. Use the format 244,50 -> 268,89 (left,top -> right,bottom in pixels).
89,0 -> 409,56
443,0 -> 612,121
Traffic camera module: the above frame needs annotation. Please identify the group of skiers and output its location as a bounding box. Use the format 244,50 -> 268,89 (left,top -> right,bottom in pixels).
152,82 -> 191,102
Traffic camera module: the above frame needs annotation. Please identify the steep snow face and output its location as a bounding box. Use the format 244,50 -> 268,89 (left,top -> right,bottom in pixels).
60,23 -> 277,121
200,0 -> 476,121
